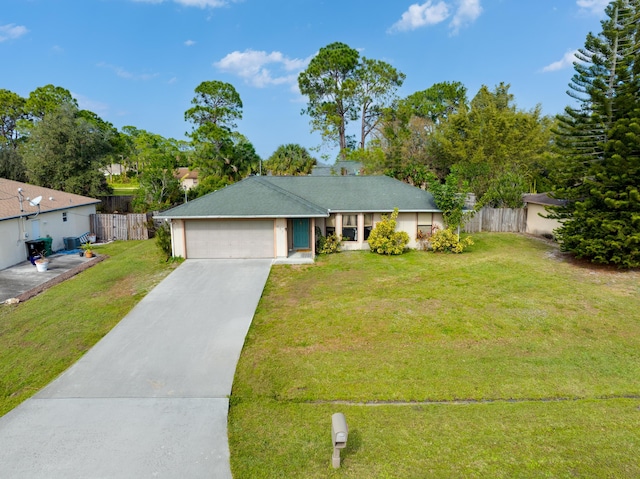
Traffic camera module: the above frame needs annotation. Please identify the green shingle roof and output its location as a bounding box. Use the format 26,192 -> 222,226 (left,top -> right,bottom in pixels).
156,175 -> 439,219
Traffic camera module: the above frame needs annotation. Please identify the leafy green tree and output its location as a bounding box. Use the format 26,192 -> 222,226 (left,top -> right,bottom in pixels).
551,0 -> 640,268
184,80 -> 242,130
354,57 -> 405,149
20,103 -> 111,196
0,89 -> 26,147
482,171 -> 527,208
366,82 -> 468,185
120,127 -> 184,211
427,167 -> 471,232
298,42 -> 360,155
263,144 -> 317,175
0,89 -> 27,180
185,80 -> 258,192
24,84 -> 77,121
403,81 -> 467,126
298,43 -> 406,157
430,83 -> 554,201
0,147 -> 26,181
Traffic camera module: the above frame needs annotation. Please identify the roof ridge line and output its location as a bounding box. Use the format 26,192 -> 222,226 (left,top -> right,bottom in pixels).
253,177 -> 327,215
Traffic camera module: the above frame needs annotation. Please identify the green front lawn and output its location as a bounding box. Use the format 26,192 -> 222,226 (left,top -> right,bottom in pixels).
229,234 -> 640,478
0,241 -> 178,416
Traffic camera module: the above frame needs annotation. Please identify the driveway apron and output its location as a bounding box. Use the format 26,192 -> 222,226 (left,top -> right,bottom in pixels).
0,259 -> 272,478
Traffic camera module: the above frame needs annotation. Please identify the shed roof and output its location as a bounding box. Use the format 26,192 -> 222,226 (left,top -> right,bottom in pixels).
523,193 -> 566,207
156,175 -> 440,219
0,178 -> 100,221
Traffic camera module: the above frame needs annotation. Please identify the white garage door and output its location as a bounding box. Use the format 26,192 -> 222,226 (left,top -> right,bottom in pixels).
185,220 -> 275,259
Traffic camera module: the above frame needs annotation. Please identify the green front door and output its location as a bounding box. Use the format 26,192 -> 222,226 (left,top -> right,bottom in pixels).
293,219 -> 310,249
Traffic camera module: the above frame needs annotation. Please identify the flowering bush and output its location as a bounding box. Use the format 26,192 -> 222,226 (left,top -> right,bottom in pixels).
368,209 -> 410,255
430,227 -> 473,253
316,227 -> 342,254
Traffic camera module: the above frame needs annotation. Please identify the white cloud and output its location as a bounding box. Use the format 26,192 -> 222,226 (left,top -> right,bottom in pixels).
576,0 -> 609,15
389,0 -> 482,34
542,49 -> 580,73
0,23 -> 28,42
72,92 -> 109,116
450,0 -> 482,34
97,62 -> 160,81
214,49 -> 310,88
132,0 -> 229,7
184,39 -> 196,46
389,1 -> 450,32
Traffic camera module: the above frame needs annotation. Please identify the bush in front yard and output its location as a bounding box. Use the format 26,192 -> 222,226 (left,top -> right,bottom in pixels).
430,227 -> 473,253
316,232 -> 342,254
155,221 -> 172,260
368,208 -> 410,255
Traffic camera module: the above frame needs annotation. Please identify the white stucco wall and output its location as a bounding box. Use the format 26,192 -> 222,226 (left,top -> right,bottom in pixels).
526,204 -> 562,237
170,219 -> 186,258
275,218 -> 288,258
331,211 -> 445,252
0,204 -> 96,271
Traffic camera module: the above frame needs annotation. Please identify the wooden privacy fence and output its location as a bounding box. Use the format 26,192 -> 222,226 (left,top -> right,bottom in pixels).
90,213 -> 149,241
463,207 -> 526,233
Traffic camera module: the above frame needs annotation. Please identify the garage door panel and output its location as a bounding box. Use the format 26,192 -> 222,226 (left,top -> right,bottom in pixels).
185,220 -> 274,258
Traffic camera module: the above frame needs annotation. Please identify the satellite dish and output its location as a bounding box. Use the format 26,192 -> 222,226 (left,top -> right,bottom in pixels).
29,196 -> 42,207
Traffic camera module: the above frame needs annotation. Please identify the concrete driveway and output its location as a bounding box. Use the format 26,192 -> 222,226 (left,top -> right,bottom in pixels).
0,259 -> 272,478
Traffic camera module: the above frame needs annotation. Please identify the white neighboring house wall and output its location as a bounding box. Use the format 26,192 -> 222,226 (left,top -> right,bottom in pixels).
0,204 -> 96,271
526,203 -> 563,237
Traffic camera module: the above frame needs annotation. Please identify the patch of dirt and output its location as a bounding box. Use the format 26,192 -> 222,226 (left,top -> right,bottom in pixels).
529,234 -> 640,277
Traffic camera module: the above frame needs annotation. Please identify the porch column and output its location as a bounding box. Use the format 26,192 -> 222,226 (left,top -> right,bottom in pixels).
357,213 -> 364,244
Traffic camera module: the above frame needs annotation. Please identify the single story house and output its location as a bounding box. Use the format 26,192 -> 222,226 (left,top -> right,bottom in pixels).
0,179 -> 100,270
523,193 -> 566,238
155,175 -> 444,260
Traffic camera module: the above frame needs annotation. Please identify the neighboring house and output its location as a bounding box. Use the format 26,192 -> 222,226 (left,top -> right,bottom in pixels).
0,179 -> 100,270
155,175 -> 444,260
311,161 -> 364,176
175,168 -> 199,190
523,193 -> 565,238
103,163 -> 128,178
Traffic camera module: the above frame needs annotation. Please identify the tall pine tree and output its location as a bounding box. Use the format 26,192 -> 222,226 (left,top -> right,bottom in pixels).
552,0 -> 640,268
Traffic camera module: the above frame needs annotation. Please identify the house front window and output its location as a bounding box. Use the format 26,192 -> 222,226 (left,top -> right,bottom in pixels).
326,214 -> 336,236
417,212 -> 433,237
364,214 -> 373,240
342,214 -> 357,241
62,212 -> 68,222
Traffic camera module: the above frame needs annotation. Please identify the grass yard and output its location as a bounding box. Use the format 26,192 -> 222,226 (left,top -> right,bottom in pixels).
229,233 -> 640,478
0,240 -> 178,416
108,179 -> 140,196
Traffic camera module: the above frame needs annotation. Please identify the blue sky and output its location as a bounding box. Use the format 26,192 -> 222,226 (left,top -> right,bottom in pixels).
2,0 -> 610,161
